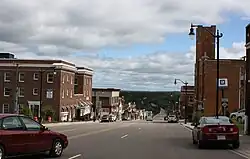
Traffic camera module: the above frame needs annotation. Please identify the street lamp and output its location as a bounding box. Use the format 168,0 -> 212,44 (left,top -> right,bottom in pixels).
174,78 -> 188,124
189,23 -> 223,119
39,67 -> 56,123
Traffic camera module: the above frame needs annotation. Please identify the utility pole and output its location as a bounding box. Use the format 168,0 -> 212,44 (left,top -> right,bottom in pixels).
14,63 -> 19,114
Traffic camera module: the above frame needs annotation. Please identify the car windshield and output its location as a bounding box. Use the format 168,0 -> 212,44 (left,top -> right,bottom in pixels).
204,117 -> 231,124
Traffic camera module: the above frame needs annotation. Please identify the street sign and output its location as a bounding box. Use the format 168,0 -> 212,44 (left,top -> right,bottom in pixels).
221,98 -> 228,107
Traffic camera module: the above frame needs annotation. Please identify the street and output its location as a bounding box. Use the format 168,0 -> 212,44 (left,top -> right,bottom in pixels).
18,121 -> 246,159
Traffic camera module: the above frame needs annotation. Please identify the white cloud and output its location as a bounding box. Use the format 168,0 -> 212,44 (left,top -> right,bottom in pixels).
0,1 -> 248,90
0,0 -> 249,54
14,41 -> 245,91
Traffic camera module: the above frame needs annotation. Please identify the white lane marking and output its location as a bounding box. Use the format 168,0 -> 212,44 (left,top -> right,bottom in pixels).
68,123 -> 134,140
180,123 -> 248,159
68,154 -> 82,159
59,128 -> 77,133
121,134 -> 128,138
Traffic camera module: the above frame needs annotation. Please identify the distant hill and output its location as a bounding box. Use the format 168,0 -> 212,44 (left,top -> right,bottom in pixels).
120,90 -> 180,115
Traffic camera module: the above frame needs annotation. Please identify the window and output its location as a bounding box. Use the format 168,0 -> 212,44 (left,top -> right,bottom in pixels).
33,88 -> 38,95
47,73 -> 54,83
66,89 -> 69,96
4,72 -> 11,82
62,75 -> 64,83
19,73 -> 25,82
67,75 -> 69,82
2,104 -> 9,113
62,90 -> 64,98
70,90 -> 73,98
2,116 -> 23,130
71,76 -> 73,84
4,88 -> 11,97
33,73 -> 39,80
20,117 -> 41,131
19,87 -> 24,97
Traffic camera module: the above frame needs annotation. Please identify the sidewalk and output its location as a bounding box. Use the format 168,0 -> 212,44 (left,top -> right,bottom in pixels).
43,121 -> 95,127
179,122 -> 250,158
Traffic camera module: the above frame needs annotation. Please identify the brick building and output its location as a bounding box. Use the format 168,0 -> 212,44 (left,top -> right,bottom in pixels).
179,86 -> 195,120
195,26 -> 244,116
0,53 -> 93,122
92,88 -> 120,118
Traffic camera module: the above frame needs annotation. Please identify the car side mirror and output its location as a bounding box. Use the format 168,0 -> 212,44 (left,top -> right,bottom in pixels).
40,125 -> 48,131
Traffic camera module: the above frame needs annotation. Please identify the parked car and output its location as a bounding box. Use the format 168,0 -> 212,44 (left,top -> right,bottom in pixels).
100,115 -> 110,122
0,114 -> 68,159
167,115 -> 178,123
192,116 -> 240,149
109,114 -> 116,122
230,109 -> 245,123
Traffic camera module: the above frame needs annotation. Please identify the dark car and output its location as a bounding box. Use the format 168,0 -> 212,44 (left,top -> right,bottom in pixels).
100,115 -> 110,122
192,116 -> 240,149
0,114 -> 68,159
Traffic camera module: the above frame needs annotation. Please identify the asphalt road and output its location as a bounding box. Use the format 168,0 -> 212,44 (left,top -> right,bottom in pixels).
17,120 -> 246,159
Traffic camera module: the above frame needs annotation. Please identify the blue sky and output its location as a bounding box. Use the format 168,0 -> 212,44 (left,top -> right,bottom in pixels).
98,15 -> 249,58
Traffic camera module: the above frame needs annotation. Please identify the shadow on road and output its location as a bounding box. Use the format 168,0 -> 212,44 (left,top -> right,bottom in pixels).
163,137 -> 231,150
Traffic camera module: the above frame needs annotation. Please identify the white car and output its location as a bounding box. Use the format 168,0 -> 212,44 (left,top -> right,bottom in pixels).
230,109 -> 245,123
167,115 -> 178,123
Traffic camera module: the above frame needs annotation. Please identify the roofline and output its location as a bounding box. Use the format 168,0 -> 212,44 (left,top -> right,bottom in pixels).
92,88 -> 121,91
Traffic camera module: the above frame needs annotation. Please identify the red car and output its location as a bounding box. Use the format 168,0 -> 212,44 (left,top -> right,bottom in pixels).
0,114 -> 68,159
192,116 -> 240,149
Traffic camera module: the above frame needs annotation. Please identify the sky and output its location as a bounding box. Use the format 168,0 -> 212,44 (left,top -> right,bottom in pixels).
0,0 -> 249,91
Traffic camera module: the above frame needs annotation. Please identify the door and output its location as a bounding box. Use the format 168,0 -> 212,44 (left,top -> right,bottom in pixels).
19,116 -> 52,153
1,116 -> 28,155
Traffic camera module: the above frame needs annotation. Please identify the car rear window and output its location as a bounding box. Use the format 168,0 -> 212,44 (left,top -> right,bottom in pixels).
168,115 -> 175,118
204,117 -> 231,124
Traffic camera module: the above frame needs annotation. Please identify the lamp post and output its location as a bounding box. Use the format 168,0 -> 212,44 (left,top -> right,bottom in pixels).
189,23 -> 223,119
39,67 -> 56,123
174,79 -> 188,124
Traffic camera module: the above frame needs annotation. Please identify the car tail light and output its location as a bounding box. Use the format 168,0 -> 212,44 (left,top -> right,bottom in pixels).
201,126 -> 212,133
229,125 -> 238,133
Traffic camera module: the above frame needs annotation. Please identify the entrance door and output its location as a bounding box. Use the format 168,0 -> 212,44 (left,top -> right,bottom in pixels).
30,105 -> 39,118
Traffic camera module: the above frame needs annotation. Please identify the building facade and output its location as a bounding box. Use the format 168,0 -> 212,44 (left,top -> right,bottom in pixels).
179,86 -> 195,120
0,54 -> 93,122
92,88 -> 120,119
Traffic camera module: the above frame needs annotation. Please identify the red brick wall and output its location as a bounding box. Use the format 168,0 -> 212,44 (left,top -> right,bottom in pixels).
202,60 -> 244,116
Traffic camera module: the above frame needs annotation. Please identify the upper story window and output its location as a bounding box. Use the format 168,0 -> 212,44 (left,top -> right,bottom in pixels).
4,88 -> 11,97
62,75 -> 65,83
71,76 -> 73,84
19,87 -> 24,97
62,90 -> 64,98
47,73 -> 54,83
19,73 -> 25,82
33,73 -> 39,80
33,88 -> 38,96
4,72 -> 11,82
67,75 -> 69,82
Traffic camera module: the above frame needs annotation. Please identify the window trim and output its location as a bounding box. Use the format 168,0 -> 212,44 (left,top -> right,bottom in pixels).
2,103 -> 9,113
33,73 -> 39,80
4,72 -> 11,82
18,73 -> 25,82
18,87 -> 25,97
4,87 -> 11,97
47,73 -> 54,83
33,88 -> 38,95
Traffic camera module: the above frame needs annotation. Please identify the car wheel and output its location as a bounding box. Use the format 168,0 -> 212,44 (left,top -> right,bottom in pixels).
0,145 -> 5,159
49,139 -> 64,157
232,140 -> 240,149
198,140 -> 204,149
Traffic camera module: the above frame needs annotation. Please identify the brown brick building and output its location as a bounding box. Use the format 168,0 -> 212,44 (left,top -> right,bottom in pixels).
0,54 -> 93,122
179,86 -> 195,120
195,26 -> 244,116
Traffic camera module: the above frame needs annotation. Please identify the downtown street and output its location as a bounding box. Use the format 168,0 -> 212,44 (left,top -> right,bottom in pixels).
16,120 -> 249,159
